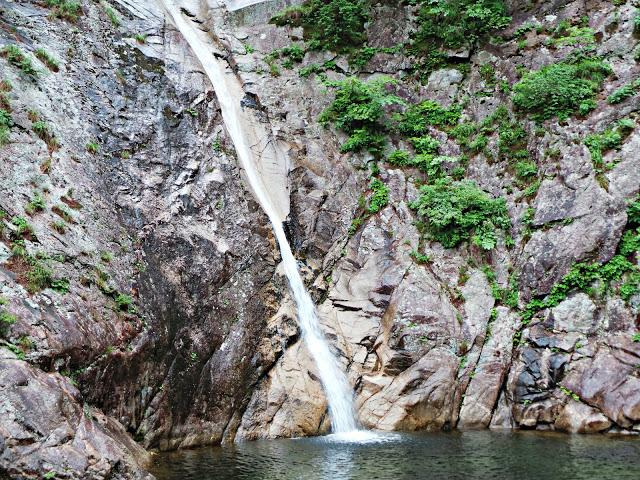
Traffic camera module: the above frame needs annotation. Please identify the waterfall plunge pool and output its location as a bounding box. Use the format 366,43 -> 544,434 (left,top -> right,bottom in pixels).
150,430 -> 640,479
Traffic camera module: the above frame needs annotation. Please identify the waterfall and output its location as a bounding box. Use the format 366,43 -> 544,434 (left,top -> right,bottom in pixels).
161,0 -> 359,435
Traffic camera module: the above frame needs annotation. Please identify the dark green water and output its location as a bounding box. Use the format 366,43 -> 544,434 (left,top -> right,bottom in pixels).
150,430 -> 640,480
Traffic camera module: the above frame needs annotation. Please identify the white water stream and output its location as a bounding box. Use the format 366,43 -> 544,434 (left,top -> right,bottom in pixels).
161,0 -> 361,435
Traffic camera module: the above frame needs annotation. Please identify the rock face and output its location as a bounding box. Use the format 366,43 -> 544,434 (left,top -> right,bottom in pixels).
0,0 -> 639,478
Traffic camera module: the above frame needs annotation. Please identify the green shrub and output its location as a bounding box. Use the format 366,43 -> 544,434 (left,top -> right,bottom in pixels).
319,77 -> 403,156
410,135 -> 441,155
1,45 -> 38,77
86,141 -> 100,154
521,196 -> 640,322
512,52 -> 611,121
0,108 -> 12,146
515,161 -> 538,178
607,78 -> 640,104
115,293 -> 134,312
134,34 -> 147,44
104,6 -> 120,27
34,48 -> 60,72
413,0 -> 511,51
410,177 -> 511,250
387,149 -> 411,166
367,178 -> 389,213
584,118 -> 635,172
11,216 -> 34,239
0,308 -> 17,337
548,20 -> 595,47
272,0 -> 369,52
25,192 -> 46,215
396,100 -> 461,137
45,0 -> 82,22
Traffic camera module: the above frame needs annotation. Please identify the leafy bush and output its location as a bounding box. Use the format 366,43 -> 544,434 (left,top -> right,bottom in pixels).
0,308 -> 17,337
35,48 -> 60,72
0,108 -> 12,146
115,293 -> 134,312
45,0 -> 82,22
515,161 -> 538,179
397,100 -> 461,136
412,0 -> 511,50
1,45 -> 37,77
512,52 -> 611,121
410,177 -> 511,250
86,141 -> 100,154
272,0 -> 369,52
367,178 -> 389,213
105,6 -> 120,27
584,118 -> 635,173
319,77 -> 403,155
410,135 -> 441,155
607,78 -> 640,104
25,191 -> 46,215
521,195 -> 640,322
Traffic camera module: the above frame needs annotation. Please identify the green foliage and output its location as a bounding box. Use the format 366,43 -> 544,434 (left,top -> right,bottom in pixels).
267,44 -> 306,69
0,108 -> 12,146
319,77 -> 403,156
633,333 -> 640,343
412,0 -> 511,50
100,251 -> 114,263
607,78 -> 640,104
450,105 -> 530,167
410,135 -> 441,155
410,177 -> 511,250
521,196 -> 640,323
1,45 -> 38,77
51,220 -> 66,234
86,141 -> 100,154
396,100 -> 462,137
115,293 -> 134,312
25,191 -> 46,215
387,149 -> 411,166
559,385 -> 580,402
134,34 -> 147,44
584,118 -> 635,173
34,48 -> 60,72
105,6 -> 121,27
11,216 -> 34,239
548,20 -> 595,47
0,298 -> 17,338
409,250 -> 432,264
367,178 -> 389,214
348,216 -> 364,236
272,0 -> 369,52
512,52 -> 612,121
482,266 -> 519,307
515,161 -> 538,179
32,120 -> 49,138
45,0 -> 82,22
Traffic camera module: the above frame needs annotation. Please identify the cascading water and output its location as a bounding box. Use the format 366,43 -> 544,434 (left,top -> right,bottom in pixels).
161,0 -> 360,435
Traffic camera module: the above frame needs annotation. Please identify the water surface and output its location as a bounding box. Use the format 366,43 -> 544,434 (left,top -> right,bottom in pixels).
151,430 -> 640,480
